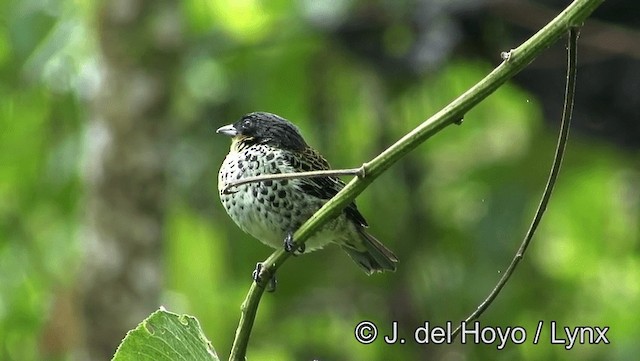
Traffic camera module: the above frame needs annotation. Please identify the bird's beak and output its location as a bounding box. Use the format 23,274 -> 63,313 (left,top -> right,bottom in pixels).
216,124 -> 238,137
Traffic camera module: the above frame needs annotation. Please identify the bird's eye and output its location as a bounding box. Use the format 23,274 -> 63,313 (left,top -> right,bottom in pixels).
242,119 -> 251,130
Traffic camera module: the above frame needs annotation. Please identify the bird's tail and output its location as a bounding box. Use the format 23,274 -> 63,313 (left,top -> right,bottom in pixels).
341,227 -> 398,275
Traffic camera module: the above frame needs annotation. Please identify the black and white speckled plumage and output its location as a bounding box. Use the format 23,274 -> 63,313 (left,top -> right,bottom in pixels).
217,112 -> 397,274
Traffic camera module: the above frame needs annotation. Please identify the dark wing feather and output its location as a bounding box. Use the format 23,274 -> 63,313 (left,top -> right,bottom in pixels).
283,147 -> 368,227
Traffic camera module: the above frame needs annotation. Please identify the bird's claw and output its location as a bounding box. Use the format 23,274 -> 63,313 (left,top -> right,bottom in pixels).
253,262 -> 276,292
283,232 -> 305,255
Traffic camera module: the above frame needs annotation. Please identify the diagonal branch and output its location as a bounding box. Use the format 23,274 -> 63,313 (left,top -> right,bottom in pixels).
221,167 -> 365,195
451,26 -> 580,339
229,1 -> 603,360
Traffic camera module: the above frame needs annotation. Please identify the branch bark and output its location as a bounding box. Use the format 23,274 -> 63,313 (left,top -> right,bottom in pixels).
452,26 -> 579,339
229,1 -> 604,359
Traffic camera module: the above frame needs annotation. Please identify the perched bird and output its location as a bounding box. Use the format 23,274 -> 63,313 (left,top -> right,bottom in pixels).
217,112 -> 397,282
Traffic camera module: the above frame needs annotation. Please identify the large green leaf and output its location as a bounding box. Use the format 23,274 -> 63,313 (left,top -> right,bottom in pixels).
112,308 -> 219,361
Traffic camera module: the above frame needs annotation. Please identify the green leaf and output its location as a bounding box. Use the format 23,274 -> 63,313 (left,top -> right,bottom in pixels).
112,307 -> 219,361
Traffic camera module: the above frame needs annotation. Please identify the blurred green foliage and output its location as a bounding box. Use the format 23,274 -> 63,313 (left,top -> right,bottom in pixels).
1,0 -> 638,360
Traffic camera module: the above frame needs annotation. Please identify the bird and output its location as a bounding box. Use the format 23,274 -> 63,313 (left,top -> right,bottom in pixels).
217,112 -> 397,287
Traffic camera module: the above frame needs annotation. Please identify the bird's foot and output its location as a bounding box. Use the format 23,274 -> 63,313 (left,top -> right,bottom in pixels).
283,232 -> 305,255
252,262 -> 277,292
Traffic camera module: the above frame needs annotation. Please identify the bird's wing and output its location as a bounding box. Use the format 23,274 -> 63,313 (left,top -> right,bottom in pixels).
283,147 -> 369,227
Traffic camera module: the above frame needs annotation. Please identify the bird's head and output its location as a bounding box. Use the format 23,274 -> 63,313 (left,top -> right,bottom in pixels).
217,112 -> 308,151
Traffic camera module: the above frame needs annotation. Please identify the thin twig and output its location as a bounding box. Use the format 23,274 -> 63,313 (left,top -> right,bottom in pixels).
222,167 -> 366,195
229,0 -> 601,357
451,27 -> 580,339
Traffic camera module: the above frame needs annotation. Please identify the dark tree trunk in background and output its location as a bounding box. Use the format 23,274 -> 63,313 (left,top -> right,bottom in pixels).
80,0 -> 182,359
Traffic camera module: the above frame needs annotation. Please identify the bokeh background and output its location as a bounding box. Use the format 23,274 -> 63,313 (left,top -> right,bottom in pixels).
1,0 -> 638,360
